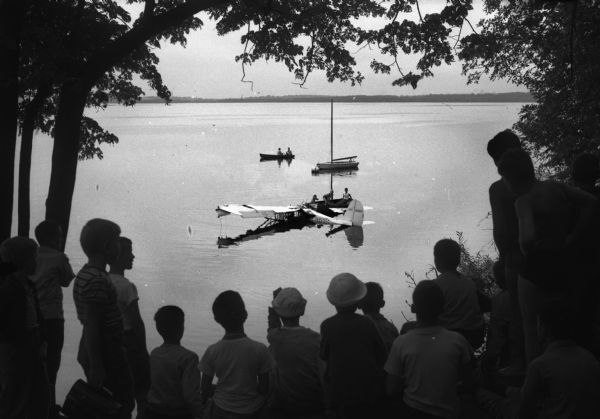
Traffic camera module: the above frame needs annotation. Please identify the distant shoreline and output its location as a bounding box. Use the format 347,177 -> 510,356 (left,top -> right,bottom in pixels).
139,92 -> 532,104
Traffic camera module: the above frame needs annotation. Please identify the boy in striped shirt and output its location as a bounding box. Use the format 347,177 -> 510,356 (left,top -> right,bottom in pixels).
73,218 -> 134,419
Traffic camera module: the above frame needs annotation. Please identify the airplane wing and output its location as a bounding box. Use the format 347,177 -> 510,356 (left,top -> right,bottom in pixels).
216,204 -> 302,220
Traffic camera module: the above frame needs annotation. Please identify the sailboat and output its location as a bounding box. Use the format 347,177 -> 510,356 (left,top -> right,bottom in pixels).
313,100 -> 359,172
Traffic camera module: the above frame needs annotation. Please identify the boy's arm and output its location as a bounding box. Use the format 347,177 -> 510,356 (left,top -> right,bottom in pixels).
84,303 -> 106,387
182,355 -> 204,418
200,373 -> 214,404
385,373 -> 403,398
267,287 -> 282,332
127,300 -> 149,356
515,197 -> 535,255
60,255 -> 75,287
562,183 -> 598,247
490,183 -> 510,258
519,365 -> 541,419
267,307 -> 281,332
257,372 -> 269,396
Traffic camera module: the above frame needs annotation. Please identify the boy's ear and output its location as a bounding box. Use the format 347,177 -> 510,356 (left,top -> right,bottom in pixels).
410,304 -> 416,314
242,309 -> 248,322
380,299 -> 386,309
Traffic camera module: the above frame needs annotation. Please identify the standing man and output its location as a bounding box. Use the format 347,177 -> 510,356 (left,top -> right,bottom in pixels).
486,130 -> 525,373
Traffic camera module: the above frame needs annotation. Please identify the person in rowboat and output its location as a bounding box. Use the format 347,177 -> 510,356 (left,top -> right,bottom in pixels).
277,148 -> 283,156
285,147 -> 293,156
342,188 -> 352,200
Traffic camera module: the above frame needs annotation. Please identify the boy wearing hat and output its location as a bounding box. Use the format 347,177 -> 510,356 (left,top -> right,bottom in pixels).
267,287 -> 323,418
320,273 -> 387,418
385,280 -> 474,419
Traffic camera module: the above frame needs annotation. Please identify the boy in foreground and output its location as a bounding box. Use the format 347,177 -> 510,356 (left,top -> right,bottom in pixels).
385,280 -> 475,419
320,273 -> 387,419
145,306 -> 203,419
73,218 -> 134,419
267,287 -> 323,418
200,290 -> 274,419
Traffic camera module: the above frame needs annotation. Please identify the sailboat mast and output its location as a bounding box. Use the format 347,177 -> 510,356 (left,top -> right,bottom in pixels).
330,99 -> 333,194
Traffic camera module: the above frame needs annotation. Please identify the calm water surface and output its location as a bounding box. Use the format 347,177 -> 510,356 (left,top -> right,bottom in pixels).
23,101 -> 521,400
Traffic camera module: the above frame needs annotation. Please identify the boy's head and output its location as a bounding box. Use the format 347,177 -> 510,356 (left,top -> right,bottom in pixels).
492,260 -> 506,290
213,290 -> 247,331
110,237 -> 134,271
487,130 -> 521,164
34,220 -> 63,250
433,238 -> 461,272
0,236 -> 38,275
155,305 -> 185,342
411,280 -> 444,322
80,218 -> 121,264
537,302 -> 573,342
272,287 -> 306,319
571,152 -> 599,186
326,272 -> 367,311
497,149 -> 535,194
359,282 -> 385,314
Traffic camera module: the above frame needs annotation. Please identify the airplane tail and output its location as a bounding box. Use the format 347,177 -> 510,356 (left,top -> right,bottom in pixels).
342,200 -> 364,226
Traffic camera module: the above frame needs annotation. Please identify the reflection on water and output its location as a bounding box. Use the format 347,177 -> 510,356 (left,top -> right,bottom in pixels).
218,219 -> 364,248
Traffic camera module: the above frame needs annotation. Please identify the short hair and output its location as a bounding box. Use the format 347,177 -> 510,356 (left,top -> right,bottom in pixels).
497,149 -> 535,186
434,238 -> 461,270
360,282 -> 384,311
34,220 -> 62,247
80,218 -> 121,257
571,153 -> 599,184
155,305 -> 184,340
538,301 -> 573,340
212,290 -> 246,329
487,130 -> 521,162
0,236 -> 38,270
412,280 -> 444,321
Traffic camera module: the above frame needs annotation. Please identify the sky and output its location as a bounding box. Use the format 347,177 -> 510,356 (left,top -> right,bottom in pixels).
136,1 -> 524,99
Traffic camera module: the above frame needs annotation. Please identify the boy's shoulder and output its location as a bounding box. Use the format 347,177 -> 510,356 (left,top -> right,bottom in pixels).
151,343 -> 198,363
268,326 -> 320,343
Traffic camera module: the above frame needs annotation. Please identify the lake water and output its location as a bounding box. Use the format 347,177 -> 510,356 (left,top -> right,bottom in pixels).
22,101 -> 522,401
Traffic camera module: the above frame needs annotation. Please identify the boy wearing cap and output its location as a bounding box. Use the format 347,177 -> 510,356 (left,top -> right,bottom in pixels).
359,282 -> 399,353
200,290 -> 274,419
320,273 -> 387,418
385,280 -> 475,419
267,287 -> 323,418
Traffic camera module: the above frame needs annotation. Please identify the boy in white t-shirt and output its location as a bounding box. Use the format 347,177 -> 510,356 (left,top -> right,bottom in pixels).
200,290 -> 274,419
109,237 -> 150,415
385,280 -> 475,419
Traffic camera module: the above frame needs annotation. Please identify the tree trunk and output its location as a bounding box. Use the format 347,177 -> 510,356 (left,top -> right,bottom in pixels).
45,82 -> 87,249
18,84 -> 51,236
0,0 -> 24,241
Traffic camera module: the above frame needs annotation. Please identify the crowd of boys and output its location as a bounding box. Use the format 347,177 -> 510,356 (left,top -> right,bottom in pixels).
2,129 -> 600,419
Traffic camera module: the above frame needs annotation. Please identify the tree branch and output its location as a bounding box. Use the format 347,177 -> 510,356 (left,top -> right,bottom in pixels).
83,0 -> 228,86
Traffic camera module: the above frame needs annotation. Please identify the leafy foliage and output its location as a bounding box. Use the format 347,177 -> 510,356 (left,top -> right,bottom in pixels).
459,0 -> 600,172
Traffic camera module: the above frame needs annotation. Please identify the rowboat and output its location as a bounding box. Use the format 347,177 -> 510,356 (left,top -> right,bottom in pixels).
260,153 -> 295,160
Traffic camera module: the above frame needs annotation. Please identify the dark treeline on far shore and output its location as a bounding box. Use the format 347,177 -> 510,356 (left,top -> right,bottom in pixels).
137,92 -> 533,104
